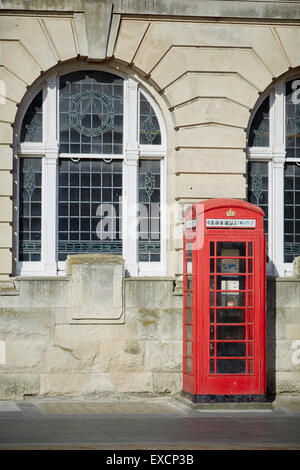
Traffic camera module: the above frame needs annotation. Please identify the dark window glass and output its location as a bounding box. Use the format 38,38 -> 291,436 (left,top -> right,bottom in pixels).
217,359 -> 246,374
217,325 -> 245,341
20,91 -> 43,143
216,308 -> 245,323
248,96 -> 269,147
217,342 -> 246,357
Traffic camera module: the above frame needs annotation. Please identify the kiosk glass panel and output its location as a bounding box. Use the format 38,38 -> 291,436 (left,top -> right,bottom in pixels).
209,241 -> 254,375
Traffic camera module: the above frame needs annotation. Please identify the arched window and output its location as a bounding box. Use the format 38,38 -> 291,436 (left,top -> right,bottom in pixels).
15,68 -> 166,276
247,76 -> 300,276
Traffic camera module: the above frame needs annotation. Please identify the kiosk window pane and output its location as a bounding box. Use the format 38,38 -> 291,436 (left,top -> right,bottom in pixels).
217,343 -> 246,357
217,259 -> 246,274
186,357 -> 192,373
186,309 -> 192,323
216,242 -> 246,257
216,275 -> 246,291
209,240 -> 255,376
217,359 -> 246,374
217,292 -> 245,307
217,325 -> 245,340
186,326 -> 192,340
216,309 -> 245,323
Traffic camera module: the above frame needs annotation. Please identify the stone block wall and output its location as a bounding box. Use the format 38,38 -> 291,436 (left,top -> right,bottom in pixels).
267,278 -> 300,395
0,256 -> 299,399
0,258 -> 182,399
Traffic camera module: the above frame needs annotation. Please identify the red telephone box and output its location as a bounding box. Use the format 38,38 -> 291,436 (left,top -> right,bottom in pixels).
182,199 -> 266,402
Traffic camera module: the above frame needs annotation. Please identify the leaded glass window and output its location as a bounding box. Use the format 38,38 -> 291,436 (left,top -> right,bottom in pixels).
20,91 -> 43,143
286,80 -> 300,158
248,77 -> 300,275
139,92 -> 161,145
284,163 -> 300,262
16,68 -> 166,276
18,157 -> 42,261
138,160 -> 161,262
248,96 -> 269,147
248,161 -> 268,237
58,159 -> 122,261
59,71 -> 123,154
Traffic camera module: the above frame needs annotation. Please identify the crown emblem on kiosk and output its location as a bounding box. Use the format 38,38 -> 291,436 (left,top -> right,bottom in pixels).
226,208 -> 236,217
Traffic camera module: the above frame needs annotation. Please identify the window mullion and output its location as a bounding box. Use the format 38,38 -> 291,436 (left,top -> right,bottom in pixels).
43,75 -> 59,276
123,78 -> 139,276
272,82 -> 286,276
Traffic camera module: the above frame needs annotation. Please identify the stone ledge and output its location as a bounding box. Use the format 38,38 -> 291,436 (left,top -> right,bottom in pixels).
13,277 -> 68,281
268,277 -> 300,283
67,253 -> 123,275
2,0 -> 299,21
125,276 -> 176,281
0,280 -> 19,296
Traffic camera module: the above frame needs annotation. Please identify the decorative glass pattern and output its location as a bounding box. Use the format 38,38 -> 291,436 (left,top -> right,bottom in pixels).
138,160 -> 161,262
284,163 -> 300,263
20,91 -> 43,143
248,161 -> 268,238
286,79 -> 300,158
18,157 -> 42,261
59,71 -> 123,154
58,158 -> 122,261
248,96 -> 269,147
139,92 -> 161,145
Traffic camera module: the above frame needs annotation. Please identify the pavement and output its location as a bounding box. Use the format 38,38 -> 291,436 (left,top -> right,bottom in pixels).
0,393 -> 299,451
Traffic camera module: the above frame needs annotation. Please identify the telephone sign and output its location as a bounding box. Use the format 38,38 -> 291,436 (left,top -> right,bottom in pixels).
182,199 -> 266,402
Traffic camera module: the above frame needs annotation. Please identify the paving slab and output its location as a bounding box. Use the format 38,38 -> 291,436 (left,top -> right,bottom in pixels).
34,400 -> 183,415
272,395 -> 300,414
0,402 -> 21,413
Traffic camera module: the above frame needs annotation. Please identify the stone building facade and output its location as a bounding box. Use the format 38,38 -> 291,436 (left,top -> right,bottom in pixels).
0,0 -> 299,399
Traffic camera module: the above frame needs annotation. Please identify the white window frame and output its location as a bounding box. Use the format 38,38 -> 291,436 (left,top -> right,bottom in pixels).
248,76 -> 300,277
14,65 -> 167,277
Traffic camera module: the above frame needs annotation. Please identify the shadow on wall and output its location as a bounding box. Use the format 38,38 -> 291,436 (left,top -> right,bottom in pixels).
266,278 -> 276,400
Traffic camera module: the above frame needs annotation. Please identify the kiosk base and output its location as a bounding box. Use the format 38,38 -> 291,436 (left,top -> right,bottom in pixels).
182,391 -> 267,403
